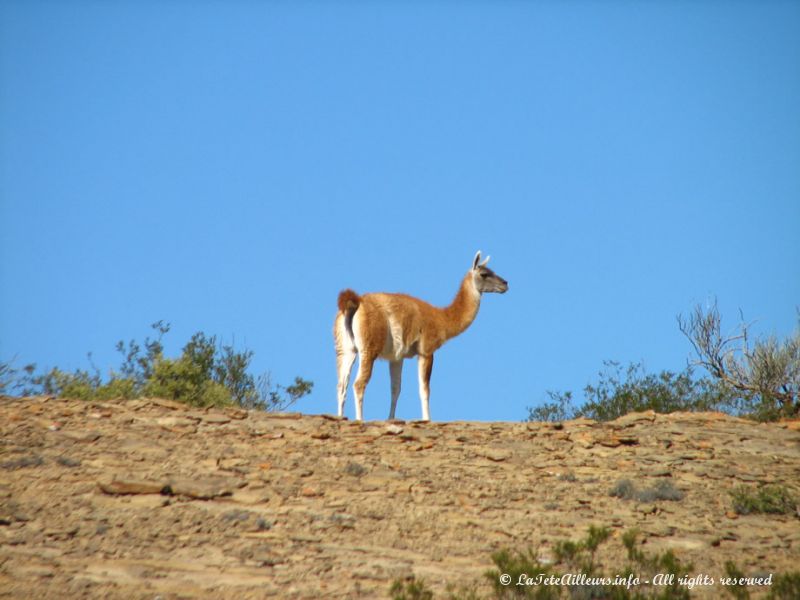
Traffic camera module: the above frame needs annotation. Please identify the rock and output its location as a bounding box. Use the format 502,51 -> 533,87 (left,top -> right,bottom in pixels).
156,416 -> 198,430
330,513 -> 356,529
201,413 -> 231,425
320,413 -> 346,421
57,430 -> 102,443
385,424 -> 404,435
477,449 -> 512,462
88,410 -> 112,419
168,476 -> 241,499
225,408 -> 249,420
1,455 -> 44,470
572,432 -> 595,448
649,525 -> 677,537
231,488 -> 270,505
647,468 -> 673,477
597,434 -> 638,447
98,477 -> 169,495
147,398 -> 187,410
612,411 -> 656,427
263,412 -> 303,420
662,538 -> 707,552
217,457 -> 249,470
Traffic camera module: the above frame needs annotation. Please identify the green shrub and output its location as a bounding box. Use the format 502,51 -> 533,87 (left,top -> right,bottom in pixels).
527,303 -> 798,424
610,479 -> 685,503
770,571 -> 800,599
390,577 -> 435,600
527,362 -> 738,423
527,391 -> 574,423
5,321 -> 312,411
723,561 -> 800,599
729,485 -> 797,516
485,546 -> 558,599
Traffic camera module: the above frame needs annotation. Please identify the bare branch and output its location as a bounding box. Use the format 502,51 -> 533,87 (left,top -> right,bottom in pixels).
678,300 -> 799,417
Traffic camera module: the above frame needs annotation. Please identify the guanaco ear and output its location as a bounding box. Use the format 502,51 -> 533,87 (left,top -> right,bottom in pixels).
480,255 -> 491,267
473,250 -> 482,270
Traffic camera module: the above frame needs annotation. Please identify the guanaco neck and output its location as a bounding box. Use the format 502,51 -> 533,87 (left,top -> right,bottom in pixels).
441,273 -> 481,340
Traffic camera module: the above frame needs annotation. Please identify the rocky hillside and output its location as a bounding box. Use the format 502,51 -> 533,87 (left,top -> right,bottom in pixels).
1,396 -> 798,599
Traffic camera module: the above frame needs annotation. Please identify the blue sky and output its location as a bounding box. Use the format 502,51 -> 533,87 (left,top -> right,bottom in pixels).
1,1 -> 798,422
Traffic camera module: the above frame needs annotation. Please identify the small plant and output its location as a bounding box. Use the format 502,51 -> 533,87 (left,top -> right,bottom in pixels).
485,546 -> 558,599
553,524 -> 611,577
609,479 -> 637,500
621,529 -> 692,599
770,571 -> 800,599
390,576 -> 435,600
723,561 -> 800,599
723,562 -> 750,600
527,391 -> 575,423
344,462 -> 368,477
610,479 -> 685,503
729,485 -> 797,516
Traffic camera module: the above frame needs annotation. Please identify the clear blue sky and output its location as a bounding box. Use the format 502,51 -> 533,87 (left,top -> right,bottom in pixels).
1,2 -> 798,421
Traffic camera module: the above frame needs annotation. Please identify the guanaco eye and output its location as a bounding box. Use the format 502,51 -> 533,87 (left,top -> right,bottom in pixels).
480,272 -> 489,278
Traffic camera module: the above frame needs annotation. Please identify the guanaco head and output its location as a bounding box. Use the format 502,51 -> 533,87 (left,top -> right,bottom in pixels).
471,251 -> 509,294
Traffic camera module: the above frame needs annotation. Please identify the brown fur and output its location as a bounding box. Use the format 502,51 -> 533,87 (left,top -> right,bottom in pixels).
350,274 -> 480,361
337,289 -> 361,314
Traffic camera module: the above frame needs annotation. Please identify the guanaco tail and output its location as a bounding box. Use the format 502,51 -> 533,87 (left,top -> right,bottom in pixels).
333,251 -> 508,421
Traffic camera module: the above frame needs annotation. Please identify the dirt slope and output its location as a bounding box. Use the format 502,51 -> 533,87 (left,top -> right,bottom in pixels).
1,396 -> 798,599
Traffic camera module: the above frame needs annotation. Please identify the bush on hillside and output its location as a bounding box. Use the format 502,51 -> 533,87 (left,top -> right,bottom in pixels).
678,301 -> 799,420
529,303 -> 798,423
527,361 -> 738,423
1,321 -> 312,411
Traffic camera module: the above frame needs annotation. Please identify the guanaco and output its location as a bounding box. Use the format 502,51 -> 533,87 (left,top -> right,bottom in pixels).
334,251 -> 508,421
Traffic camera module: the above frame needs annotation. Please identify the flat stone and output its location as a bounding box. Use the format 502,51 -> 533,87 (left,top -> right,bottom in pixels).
58,430 -> 102,443
156,416 -> 198,429
612,411 -> 657,427
231,489 -> 271,505
1,455 -> 44,470
597,434 -> 638,447
202,413 -> 231,425
218,457 -> 249,470
477,449 -> 512,462
167,476 -> 242,499
263,412 -> 303,420
147,398 -> 187,410
98,477 -> 169,495
224,409 -> 248,420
